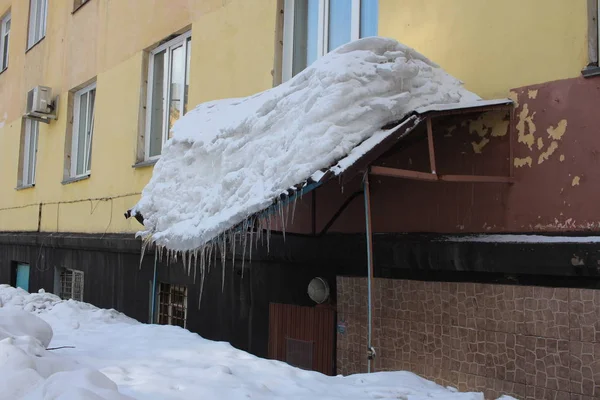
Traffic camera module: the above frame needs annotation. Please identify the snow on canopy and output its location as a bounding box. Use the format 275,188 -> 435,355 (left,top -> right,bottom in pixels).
132,37 -> 481,253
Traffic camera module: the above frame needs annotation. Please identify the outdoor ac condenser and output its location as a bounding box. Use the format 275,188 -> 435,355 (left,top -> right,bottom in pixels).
26,86 -> 53,114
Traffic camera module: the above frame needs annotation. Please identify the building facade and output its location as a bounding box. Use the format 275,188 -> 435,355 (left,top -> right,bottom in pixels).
1,1 -> 600,399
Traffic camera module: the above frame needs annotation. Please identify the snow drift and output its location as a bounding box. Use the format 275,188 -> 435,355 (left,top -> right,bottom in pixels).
133,37 -> 481,252
1,285 -> 514,400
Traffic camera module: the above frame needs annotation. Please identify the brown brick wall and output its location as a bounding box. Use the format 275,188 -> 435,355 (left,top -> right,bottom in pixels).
336,277 -> 600,400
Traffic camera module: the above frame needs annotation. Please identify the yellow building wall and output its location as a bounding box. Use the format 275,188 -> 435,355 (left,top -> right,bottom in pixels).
379,0 -> 588,99
0,0 -> 277,234
0,0 -> 589,234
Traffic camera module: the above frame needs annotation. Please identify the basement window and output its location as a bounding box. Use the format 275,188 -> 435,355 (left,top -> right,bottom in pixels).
144,31 -> 191,160
58,268 -> 84,301
158,283 -> 187,328
584,0 -> 600,77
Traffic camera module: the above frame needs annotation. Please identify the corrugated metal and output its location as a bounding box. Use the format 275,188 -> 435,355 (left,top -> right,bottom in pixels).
268,303 -> 336,375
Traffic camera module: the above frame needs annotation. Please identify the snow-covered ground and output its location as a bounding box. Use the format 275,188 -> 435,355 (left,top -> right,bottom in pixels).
0,285 -> 516,400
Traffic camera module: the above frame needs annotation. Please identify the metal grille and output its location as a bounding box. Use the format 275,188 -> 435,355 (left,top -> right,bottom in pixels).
285,338 -> 314,370
59,268 -> 84,301
158,283 -> 187,328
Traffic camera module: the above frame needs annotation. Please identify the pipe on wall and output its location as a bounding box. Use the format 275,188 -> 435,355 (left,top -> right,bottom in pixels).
362,171 -> 376,372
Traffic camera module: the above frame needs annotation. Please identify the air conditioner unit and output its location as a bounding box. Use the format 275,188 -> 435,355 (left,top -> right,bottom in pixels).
27,86 -> 52,113
25,86 -> 58,123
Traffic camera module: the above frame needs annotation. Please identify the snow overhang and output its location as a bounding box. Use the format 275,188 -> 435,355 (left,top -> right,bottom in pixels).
126,37 -> 514,254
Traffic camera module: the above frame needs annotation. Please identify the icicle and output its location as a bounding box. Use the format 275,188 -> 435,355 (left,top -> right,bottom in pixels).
291,194 -> 298,223
220,234 -> 226,292
182,251 -> 188,275
193,249 -> 198,283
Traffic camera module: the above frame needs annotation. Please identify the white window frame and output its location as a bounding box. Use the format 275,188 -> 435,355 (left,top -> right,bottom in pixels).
71,82 -> 96,178
0,11 -> 10,71
144,30 -> 192,160
58,268 -> 84,301
282,0 -> 361,82
22,119 -> 39,187
27,0 -> 48,50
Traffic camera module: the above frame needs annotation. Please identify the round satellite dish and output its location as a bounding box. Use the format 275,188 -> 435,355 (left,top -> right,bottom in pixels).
308,277 -> 330,304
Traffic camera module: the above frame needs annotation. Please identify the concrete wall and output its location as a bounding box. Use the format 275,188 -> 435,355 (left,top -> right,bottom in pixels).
337,277 -> 600,399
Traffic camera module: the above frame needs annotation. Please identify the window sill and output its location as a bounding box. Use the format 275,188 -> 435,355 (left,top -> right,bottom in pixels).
25,36 -> 45,54
0,67 -> 7,76
582,65 -> 600,78
15,184 -> 35,191
62,174 -> 91,185
132,158 -> 158,168
72,0 -> 91,14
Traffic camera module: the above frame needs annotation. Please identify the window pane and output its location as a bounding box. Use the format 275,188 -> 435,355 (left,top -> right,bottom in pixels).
184,38 -> 191,115
360,0 -> 378,38
85,89 -> 95,173
292,0 -> 319,77
25,120 -> 39,185
328,0 -> 352,52
149,50 -> 166,157
35,0 -> 43,42
168,45 -> 184,139
76,92 -> 88,175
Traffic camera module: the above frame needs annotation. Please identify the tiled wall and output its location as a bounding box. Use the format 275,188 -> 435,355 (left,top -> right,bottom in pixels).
336,277 -> 600,400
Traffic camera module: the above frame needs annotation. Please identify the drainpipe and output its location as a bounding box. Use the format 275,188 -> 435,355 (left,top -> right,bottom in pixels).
151,251 -> 158,323
363,171 -> 376,372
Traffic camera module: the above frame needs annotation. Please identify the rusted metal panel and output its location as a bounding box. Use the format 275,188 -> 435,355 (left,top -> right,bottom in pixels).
268,303 -> 336,375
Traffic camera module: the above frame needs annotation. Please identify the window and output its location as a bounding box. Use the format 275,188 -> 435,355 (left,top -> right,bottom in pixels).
27,0 -> 47,49
282,0 -> 378,81
145,31 -> 192,159
21,119 -> 39,187
73,0 -> 90,12
157,283 -> 187,328
70,82 -> 96,177
0,11 -> 10,71
58,268 -> 84,301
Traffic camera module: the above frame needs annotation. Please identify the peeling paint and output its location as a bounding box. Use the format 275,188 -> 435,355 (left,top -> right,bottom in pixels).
559,154 -> 565,162
469,113 -> 509,138
514,156 -> 532,168
538,141 -> 558,164
537,137 -> 544,150
508,91 -> 520,108
516,104 -> 536,149
471,137 -> 490,154
547,119 -> 568,141
572,176 -> 580,186
528,89 -> 538,99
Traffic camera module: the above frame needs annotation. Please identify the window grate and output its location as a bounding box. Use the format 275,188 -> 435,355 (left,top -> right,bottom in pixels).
59,268 -> 84,301
157,283 -> 187,328
285,338 -> 314,370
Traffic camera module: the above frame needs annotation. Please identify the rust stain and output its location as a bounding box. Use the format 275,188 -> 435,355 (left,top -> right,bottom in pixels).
547,119 -> 568,141
560,154 -> 565,162
471,137 -> 490,154
537,137 -> 544,150
528,89 -> 538,99
514,156 -> 532,168
516,104 -> 536,149
572,176 -> 580,186
538,141 -> 558,164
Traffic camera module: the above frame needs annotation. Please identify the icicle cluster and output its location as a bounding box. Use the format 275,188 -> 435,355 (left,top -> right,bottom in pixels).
139,188 -> 304,308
